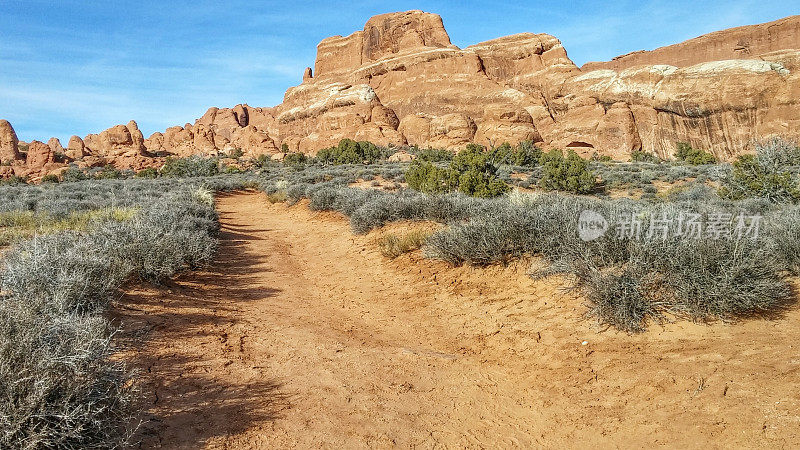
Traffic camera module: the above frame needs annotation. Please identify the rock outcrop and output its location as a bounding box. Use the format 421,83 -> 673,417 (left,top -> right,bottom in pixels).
582,15 -> 800,71
3,11 -> 800,175
66,135 -> 87,160
266,11 -> 800,159
84,120 -> 147,157
274,11 -> 572,152
0,120 -> 20,163
145,105 -> 280,157
47,137 -> 64,156
25,140 -> 54,170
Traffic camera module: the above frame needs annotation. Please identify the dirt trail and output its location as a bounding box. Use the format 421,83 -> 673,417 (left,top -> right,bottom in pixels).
119,191 -> 800,448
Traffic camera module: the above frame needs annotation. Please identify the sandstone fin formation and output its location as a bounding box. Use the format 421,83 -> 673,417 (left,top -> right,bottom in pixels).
2,11 -> 800,179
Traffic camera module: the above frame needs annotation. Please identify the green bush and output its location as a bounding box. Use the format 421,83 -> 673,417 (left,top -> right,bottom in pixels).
488,141 -> 542,166
406,144 -> 510,197
228,148 -> 244,159
405,161 -> 454,194
592,153 -> 614,162
160,156 -> 219,177
630,150 -> 661,164
40,174 -> 60,183
719,139 -> 800,203
538,149 -> 596,194
135,167 -> 159,179
283,152 -> 308,167
61,167 -> 88,182
93,165 -> 122,179
674,142 -> 716,165
254,153 -> 274,168
0,175 -> 27,185
415,148 -> 453,162
315,139 -> 386,165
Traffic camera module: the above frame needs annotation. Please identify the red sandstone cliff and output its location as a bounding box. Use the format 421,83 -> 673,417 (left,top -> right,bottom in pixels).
3,10 -> 800,178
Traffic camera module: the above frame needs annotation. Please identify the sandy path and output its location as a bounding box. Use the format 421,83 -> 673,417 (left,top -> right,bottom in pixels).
119,191 -> 800,448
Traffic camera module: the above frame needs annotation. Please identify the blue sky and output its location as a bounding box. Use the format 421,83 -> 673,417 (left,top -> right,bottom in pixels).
1,0 -> 797,143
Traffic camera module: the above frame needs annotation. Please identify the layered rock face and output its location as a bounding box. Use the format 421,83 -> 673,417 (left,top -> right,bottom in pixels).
276,12 -> 574,151
273,11 -> 800,160
2,10 -> 800,178
582,15 -> 800,71
559,56 -> 800,159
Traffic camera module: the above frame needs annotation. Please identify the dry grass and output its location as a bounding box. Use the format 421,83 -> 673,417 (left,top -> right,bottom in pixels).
0,207 -> 137,247
377,230 -> 432,259
266,190 -> 288,203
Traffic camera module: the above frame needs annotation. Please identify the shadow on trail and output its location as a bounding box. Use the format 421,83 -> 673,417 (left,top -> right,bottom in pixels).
114,193 -> 291,447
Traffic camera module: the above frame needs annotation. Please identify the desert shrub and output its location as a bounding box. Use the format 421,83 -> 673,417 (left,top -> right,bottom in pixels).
674,142 -> 716,165
285,183 -> 310,204
315,139 -> 387,165
62,167 -> 89,182
96,213 -> 216,283
765,206 -> 800,275
0,175 -> 27,185
264,179 -> 289,203
488,141 -> 542,166
283,152 -> 308,168
40,174 -> 60,183
0,307 -> 135,449
255,154 -> 269,167
663,183 -> 717,202
539,149 -> 596,194
452,147 -> 511,197
0,180 -> 220,447
630,150 -> 661,164
719,154 -> 800,202
592,153 -> 614,162
202,174 -> 262,192
1,233 -> 129,315
648,238 -> 788,319
751,137 -> 800,168
223,164 -> 243,174
641,184 -> 657,195
135,167 -> 159,178
228,148 -> 244,159
719,138 -> 800,203
378,230 -> 431,258
406,144 -> 510,197
94,165 -> 122,179
425,217 -> 526,265
415,148 -> 453,162
580,268 -> 656,333
421,194 -> 793,331
405,161 -> 454,194
381,166 -> 404,180
303,186 -> 492,234
160,156 -> 219,177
